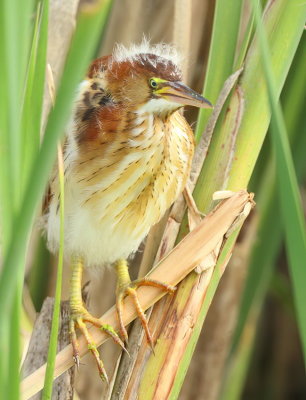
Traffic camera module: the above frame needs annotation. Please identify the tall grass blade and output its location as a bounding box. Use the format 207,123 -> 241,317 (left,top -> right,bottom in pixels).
222,91 -> 306,400
232,34 -> 306,353
42,145 -> 65,399
227,0 -> 306,191
234,7 -> 254,69
251,0 -> 306,361
0,0 -> 34,398
0,0 -> 12,392
195,0 -> 243,142
21,1 -> 49,192
222,34 -> 306,397
8,287 -> 22,400
1,0 -> 34,207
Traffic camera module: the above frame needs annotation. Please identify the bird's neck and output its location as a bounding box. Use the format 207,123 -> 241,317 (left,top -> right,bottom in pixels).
117,110 -> 165,155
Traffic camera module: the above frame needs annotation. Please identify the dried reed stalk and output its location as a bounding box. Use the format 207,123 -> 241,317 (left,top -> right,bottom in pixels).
22,299 -> 75,400
21,190 -> 253,400
173,0 -> 192,82
42,0 -> 80,128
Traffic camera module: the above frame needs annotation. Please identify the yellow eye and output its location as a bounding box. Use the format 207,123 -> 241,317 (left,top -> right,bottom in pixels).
150,78 -> 158,89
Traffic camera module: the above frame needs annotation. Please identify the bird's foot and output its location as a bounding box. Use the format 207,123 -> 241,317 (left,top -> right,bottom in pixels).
116,278 -> 176,348
69,308 -> 126,382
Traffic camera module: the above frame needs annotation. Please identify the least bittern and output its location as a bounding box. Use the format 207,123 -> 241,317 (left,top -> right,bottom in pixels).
45,41 -> 212,381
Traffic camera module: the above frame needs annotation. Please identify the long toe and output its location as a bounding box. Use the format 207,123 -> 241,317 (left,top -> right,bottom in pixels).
135,277 -> 176,294
127,287 -> 154,349
69,309 -> 126,381
75,318 -> 109,382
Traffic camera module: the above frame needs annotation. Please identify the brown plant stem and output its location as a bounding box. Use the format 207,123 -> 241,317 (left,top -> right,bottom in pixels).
22,299 -> 75,400
42,0 -> 80,129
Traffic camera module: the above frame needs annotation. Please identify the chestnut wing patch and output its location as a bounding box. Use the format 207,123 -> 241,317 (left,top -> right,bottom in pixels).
76,55 -> 124,144
76,89 -> 122,144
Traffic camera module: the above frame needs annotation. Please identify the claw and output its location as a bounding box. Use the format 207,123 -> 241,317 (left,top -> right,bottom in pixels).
127,287 -> 154,348
76,318 -> 109,382
101,324 -> 129,356
73,354 -> 80,370
69,318 -> 80,370
116,292 -> 129,343
115,277 -> 176,350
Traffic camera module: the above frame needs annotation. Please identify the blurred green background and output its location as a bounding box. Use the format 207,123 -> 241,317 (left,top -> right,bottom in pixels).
0,0 -> 305,399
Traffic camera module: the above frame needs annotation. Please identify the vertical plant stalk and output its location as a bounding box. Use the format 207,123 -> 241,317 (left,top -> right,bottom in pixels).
22,299 -> 74,400
42,0 -> 81,128
226,0 -> 305,191
195,0 -> 243,142
250,0 -> 306,361
21,1 -> 48,191
226,39 -> 306,398
222,83 -> 306,399
41,143 -> 65,399
216,32 -> 306,398
173,0 -> 192,82
5,2 -> 49,399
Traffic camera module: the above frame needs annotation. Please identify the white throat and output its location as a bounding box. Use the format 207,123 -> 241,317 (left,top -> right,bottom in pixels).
137,98 -> 180,115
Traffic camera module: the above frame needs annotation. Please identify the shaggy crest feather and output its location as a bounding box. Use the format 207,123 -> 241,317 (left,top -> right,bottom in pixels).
112,38 -> 182,74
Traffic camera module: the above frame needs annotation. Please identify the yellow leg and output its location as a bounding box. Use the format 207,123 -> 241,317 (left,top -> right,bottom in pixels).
115,259 -> 176,348
69,255 -> 125,382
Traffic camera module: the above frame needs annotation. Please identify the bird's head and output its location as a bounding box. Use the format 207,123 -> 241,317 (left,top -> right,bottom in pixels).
87,41 -> 212,117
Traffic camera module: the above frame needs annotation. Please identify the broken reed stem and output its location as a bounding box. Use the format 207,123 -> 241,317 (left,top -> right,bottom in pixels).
22,299 -> 75,400
21,190 -> 252,400
117,195 -> 253,399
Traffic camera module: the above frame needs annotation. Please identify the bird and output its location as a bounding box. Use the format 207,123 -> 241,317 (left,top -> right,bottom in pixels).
44,40 -> 212,381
